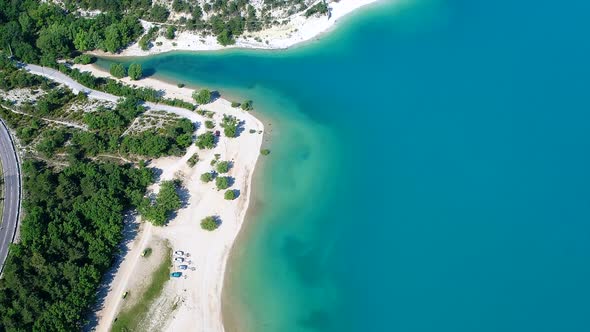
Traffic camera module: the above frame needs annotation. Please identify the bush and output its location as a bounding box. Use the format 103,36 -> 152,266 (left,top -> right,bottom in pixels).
73,54 -> 95,64
187,153 -> 199,167
260,149 -> 271,156
200,172 -> 213,183
205,120 -> 215,129
241,100 -> 253,111
216,161 -> 230,173
128,63 -> 143,80
195,131 -> 215,149
215,176 -> 230,190
177,83 -> 185,88
193,89 -> 211,104
110,63 -> 126,78
231,101 -> 241,108
201,216 -> 219,231
224,189 -> 237,200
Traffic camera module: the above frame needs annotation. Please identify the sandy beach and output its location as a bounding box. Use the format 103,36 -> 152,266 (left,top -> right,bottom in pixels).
91,0 -> 381,57
71,64 -> 264,331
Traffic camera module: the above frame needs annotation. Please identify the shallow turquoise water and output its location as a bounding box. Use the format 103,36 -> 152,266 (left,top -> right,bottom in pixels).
100,0 -> 590,331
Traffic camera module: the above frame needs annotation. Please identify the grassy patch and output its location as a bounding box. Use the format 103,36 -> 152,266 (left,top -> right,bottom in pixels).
112,246 -> 171,331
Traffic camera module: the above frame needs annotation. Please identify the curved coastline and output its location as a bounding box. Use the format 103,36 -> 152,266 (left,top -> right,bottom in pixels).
80,2 -> 386,331
90,0 -> 384,58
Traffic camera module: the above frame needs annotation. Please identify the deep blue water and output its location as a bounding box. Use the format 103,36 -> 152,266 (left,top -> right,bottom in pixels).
102,0 -> 590,330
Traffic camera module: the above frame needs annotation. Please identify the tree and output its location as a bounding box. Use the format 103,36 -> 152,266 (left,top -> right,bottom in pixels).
195,131 -> 215,149
216,161 -> 230,173
128,63 -> 142,80
110,63 -> 126,78
201,216 -> 219,231
215,176 -> 230,190
140,180 -> 182,226
205,120 -> 215,129
221,115 -> 239,138
224,189 -> 237,200
166,26 -> 176,39
150,4 -> 170,22
193,89 -> 211,104
104,24 -> 123,53
217,29 -> 235,46
36,24 -> 72,59
200,172 -> 213,183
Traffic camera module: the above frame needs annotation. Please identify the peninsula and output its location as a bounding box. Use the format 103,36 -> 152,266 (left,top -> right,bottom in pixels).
0,0 -> 380,331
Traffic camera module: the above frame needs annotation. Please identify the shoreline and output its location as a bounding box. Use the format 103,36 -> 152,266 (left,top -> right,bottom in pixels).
90,0 -> 383,58
66,64 -> 265,331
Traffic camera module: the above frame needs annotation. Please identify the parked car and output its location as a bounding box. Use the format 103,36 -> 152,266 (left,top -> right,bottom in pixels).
174,257 -> 184,263
174,250 -> 184,256
179,265 -> 188,270
170,272 -> 182,278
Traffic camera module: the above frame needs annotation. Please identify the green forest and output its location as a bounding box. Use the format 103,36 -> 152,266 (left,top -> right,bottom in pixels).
0,0 -> 330,62
0,159 -> 153,330
0,55 -> 189,330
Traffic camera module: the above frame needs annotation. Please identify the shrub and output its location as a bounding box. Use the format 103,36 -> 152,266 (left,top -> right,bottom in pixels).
177,83 -> 185,88
260,149 -> 271,156
195,131 -> 215,149
200,216 -> 219,231
128,63 -> 143,80
216,161 -> 230,173
224,190 -> 237,200
193,89 -> 211,104
231,101 -> 241,108
200,172 -> 213,182
73,54 -> 94,64
249,129 -> 256,134
187,153 -> 199,167
241,100 -> 253,111
110,63 -> 126,78
205,120 -> 215,129
215,176 -> 230,190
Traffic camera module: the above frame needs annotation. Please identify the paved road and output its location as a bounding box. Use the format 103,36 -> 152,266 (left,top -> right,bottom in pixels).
24,64 -> 200,122
0,119 -> 21,275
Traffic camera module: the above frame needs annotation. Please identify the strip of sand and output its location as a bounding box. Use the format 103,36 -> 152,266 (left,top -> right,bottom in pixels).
62,64 -> 264,331
91,0 -> 382,57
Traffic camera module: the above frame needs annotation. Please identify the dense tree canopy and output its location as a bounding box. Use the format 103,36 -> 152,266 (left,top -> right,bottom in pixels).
140,180 -> 182,226
0,1 -> 143,64
0,159 -> 153,330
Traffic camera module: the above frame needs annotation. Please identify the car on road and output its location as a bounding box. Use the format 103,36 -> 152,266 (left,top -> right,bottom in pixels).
174,257 -> 184,263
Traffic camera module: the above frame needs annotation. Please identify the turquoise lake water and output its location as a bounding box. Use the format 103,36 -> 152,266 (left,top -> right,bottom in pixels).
99,0 -> 590,330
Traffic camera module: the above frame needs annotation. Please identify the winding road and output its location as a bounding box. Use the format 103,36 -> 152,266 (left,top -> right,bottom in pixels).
0,119 -> 21,275
24,64 -> 201,122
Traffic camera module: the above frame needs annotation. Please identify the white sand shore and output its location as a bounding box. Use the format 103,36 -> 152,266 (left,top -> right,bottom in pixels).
93,0 -> 381,57
66,65 -> 264,331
